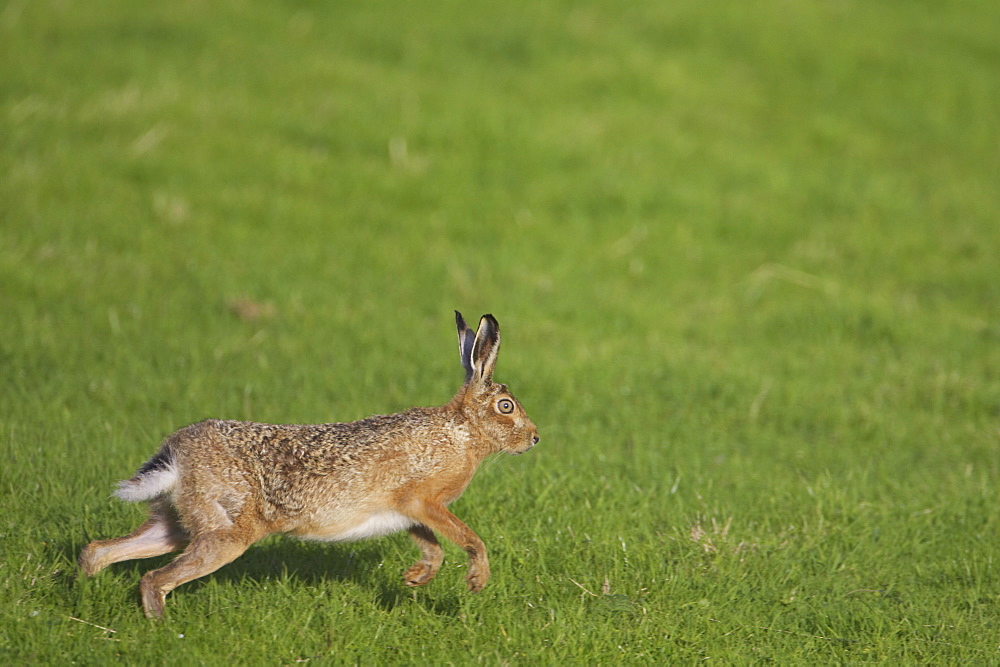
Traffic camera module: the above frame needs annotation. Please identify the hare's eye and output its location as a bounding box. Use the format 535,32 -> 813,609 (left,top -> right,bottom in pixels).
497,398 -> 515,414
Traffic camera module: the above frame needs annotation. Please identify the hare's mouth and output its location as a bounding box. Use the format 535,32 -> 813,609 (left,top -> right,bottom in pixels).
513,434 -> 539,454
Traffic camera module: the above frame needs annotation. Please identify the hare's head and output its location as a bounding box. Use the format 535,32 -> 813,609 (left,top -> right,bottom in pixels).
454,312 -> 539,455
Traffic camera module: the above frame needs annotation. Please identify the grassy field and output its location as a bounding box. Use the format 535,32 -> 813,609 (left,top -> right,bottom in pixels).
2,0 -> 998,662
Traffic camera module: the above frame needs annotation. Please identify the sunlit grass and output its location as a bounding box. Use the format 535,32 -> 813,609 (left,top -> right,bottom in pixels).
2,0 -> 998,661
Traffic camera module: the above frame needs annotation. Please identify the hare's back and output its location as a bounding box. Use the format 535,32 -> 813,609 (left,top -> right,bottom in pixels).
181,418 -> 386,468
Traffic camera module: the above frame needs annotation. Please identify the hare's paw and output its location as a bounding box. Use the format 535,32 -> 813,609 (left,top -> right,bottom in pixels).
403,560 -> 439,587
78,544 -> 106,576
139,575 -> 168,619
465,561 -> 490,593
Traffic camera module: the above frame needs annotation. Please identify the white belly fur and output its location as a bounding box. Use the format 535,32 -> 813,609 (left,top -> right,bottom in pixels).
300,510 -> 416,542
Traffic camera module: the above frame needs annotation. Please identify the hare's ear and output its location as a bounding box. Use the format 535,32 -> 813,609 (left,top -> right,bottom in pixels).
471,314 -> 500,384
455,311 -> 476,383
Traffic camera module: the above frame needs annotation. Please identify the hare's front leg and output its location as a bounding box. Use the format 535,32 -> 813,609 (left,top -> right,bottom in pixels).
406,501 -> 490,593
403,525 -> 444,587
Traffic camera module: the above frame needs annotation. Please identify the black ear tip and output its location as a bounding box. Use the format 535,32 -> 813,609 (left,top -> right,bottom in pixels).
455,311 -> 466,329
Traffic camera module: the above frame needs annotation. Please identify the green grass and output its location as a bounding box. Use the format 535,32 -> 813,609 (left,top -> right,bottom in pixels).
2,0 -> 999,661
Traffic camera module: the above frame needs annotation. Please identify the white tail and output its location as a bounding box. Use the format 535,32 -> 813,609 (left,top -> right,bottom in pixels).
114,465 -> 178,502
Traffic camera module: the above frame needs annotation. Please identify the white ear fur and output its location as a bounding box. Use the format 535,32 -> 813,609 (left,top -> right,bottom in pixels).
471,314 -> 500,383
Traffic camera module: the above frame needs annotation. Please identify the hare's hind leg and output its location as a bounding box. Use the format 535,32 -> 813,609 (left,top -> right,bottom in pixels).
79,502 -> 187,576
403,525 -> 444,587
139,525 -> 262,618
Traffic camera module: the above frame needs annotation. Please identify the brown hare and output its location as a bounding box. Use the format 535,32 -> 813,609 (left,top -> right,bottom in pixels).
79,312 -> 538,617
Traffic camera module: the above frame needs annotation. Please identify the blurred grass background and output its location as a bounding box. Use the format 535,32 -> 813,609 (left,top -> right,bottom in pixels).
2,0 -> 998,661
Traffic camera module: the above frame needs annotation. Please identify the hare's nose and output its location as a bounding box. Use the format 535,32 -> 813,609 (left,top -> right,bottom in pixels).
532,434 -> 540,445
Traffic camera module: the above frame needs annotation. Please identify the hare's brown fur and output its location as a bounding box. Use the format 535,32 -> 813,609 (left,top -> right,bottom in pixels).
79,312 -> 538,617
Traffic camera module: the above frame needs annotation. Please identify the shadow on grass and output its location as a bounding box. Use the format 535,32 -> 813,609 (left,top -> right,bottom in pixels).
215,538 -> 389,587
61,536 -> 466,616
370,583 -> 465,616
